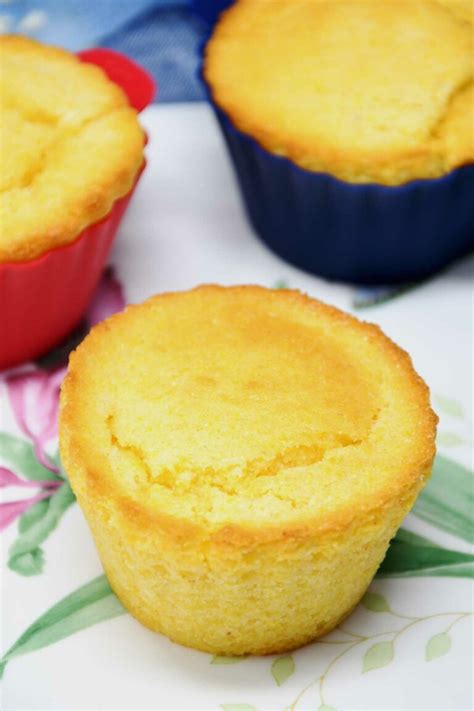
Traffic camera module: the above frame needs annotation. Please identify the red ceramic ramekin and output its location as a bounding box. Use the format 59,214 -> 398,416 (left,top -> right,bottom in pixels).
0,49 -> 155,371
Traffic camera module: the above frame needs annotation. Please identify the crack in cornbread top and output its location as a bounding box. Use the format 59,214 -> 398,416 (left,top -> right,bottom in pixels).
106,413 -> 373,496
60,287 -> 437,534
204,0 -> 474,185
0,36 -> 145,262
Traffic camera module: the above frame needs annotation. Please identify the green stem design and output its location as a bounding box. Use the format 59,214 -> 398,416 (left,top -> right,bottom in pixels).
387,609 -> 418,622
319,641 -> 359,707
288,610 -> 473,711
8,483 -> 76,576
336,627 -> 366,640
444,613 -> 469,633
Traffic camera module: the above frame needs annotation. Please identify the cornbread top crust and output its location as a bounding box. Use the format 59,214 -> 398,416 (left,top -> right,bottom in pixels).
0,36 -> 145,262
60,286 -> 437,544
204,1 -> 474,185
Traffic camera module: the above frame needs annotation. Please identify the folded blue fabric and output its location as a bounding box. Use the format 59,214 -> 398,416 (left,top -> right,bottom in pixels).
0,0 -> 205,101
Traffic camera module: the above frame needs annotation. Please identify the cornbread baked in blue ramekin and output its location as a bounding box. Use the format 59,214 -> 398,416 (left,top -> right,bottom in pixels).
197,0 -> 474,284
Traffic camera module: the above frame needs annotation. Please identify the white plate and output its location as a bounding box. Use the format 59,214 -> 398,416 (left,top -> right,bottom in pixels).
1,104 -> 473,711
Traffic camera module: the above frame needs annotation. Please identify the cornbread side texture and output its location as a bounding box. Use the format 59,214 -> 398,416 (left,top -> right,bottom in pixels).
59,286 -> 437,655
0,36 -> 145,262
204,0 -> 474,185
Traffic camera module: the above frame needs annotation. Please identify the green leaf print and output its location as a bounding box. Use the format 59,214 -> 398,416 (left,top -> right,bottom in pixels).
0,575 -> 125,679
18,499 -> 50,534
8,483 -> 76,576
49,449 -> 63,472
425,633 -> 451,662
271,655 -> 295,686
0,432 -> 61,482
413,455 -> 474,543
434,395 -> 464,419
362,641 -> 394,672
377,532 -> 474,579
361,592 -> 390,612
318,705 -> 338,711
390,528 -> 441,548
9,548 -> 45,576
211,655 -> 246,664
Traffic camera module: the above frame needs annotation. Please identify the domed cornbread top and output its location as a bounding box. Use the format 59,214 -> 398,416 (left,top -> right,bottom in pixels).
0,36 -> 145,262
204,0 -> 474,185
60,286 -> 437,543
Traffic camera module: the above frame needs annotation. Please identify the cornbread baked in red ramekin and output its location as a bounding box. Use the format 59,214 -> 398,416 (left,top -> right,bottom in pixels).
0,37 -> 155,369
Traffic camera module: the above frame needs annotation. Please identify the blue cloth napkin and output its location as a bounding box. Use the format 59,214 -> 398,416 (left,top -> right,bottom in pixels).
0,0 -> 206,102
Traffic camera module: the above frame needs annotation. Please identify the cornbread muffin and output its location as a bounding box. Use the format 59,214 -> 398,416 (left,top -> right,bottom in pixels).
204,0 -> 474,185
59,286 -> 437,655
0,36 -> 145,262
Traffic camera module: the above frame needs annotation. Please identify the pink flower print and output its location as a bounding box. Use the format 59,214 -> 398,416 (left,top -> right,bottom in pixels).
86,266 -> 125,327
0,465 -> 62,532
0,466 -> 57,490
0,491 -> 51,532
5,367 -> 66,472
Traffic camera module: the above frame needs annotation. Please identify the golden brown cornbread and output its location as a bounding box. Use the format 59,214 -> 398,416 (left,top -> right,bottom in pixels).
59,286 -> 437,655
436,0 -> 474,23
0,36 -> 145,262
205,0 -> 474,185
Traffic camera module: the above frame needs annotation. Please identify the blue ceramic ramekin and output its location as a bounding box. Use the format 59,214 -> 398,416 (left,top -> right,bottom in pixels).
193,0 -> 474,285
